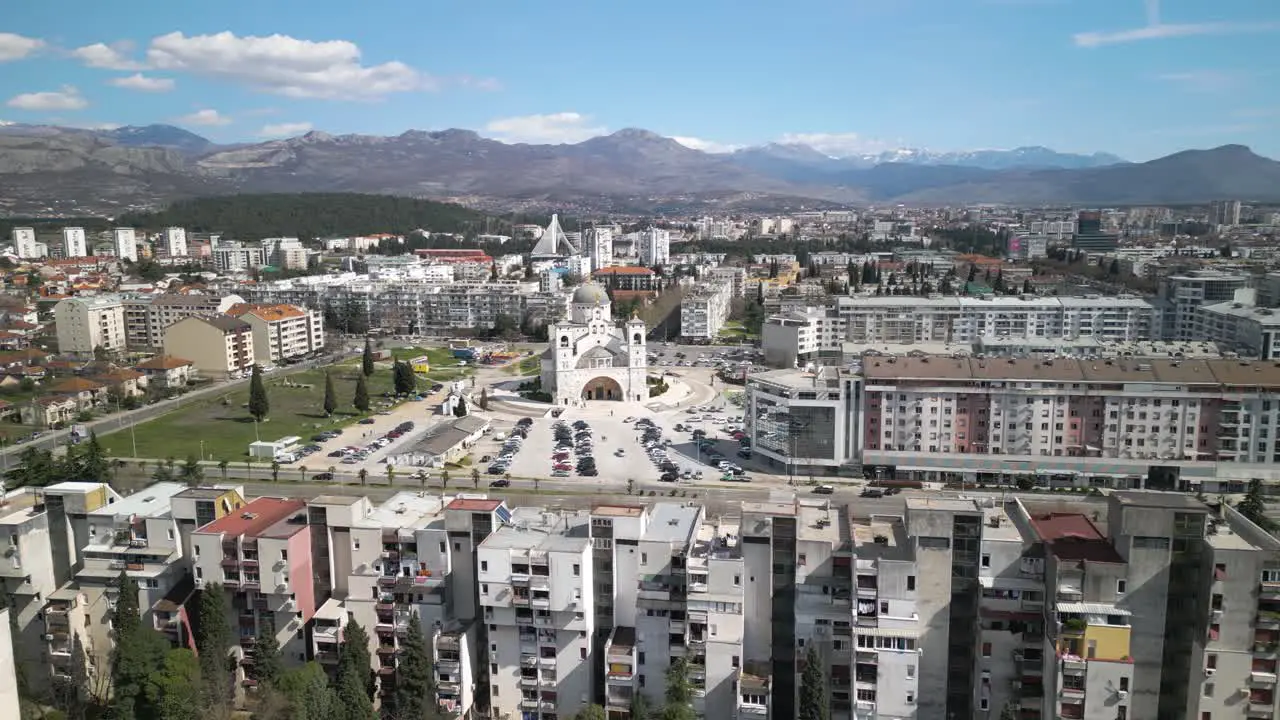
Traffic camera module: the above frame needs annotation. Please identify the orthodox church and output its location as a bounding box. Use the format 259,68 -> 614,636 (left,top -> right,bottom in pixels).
540,283 -> 648,404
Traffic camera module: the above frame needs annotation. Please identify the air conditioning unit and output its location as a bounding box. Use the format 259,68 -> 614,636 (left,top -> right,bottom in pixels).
1117,691 -> 1128,700
43,634 -> 53,641
1205,668 -> 1216,676
194,578 -> 205,589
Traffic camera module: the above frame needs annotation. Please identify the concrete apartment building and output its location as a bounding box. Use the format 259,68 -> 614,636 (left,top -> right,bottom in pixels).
114,227 -> 138,262
1194,299 -> 1280,360
680,283 -> 733,341
122,292 -> 246,349
11,226 -> 39,259
478,506 -> 595,720
190,497 -> 315,681
213,243 -> 266,272
586,227 -> 614,270
53,294 -> 127,356
163,226 -> 188,257
1160,270 -> 1251,340
638,228 -> 670,267
61,226 -> 88,258
163,315 -> 256,378
761,308 -> 848,368
229,303 -> 325,362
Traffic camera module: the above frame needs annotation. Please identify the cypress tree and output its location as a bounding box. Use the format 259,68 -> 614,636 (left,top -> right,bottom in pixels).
248,364 -> 270,421
323,372 -> 337,416
799,645 -> 829,720
80,431 -> 111,482
354,373 -> 370,413
250,625 -> 284,689
196,584 -> 232,714
336,620 -> 375,720
361,339 -> 375,377
392,614 -> 440,719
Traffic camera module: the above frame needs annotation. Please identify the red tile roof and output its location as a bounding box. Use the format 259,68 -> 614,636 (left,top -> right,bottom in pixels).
446,498 -> 503,512
1029,512 -> 1123,563
195,497 -> 306,537
50,377 -> 105,393
136,355 -> 194,370
594,266 -> 655,276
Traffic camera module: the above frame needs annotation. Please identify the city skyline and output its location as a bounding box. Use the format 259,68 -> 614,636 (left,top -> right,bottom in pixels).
0,0 -> 1277,160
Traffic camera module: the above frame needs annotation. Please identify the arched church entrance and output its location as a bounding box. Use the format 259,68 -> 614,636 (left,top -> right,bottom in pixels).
582,376 -> 624,401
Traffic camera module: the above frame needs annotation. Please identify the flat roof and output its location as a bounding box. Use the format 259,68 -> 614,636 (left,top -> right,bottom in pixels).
1111,491 -> 1208,511
592,504 -> 645,518
905,496 -> 981,514
850,515 -> 910,558
1029,512 -> 1123,563
90,482 -> 186,519
310,495 -> 363,507
863,355 -> 1280,387
175,487 -> 233,500
195,497 -> 305,537
481,507 -> 589,553
983,505 -> 1023,543
642,503 -> 700,546
447,498 -> 503,513
363,492 -> 446,529
797,503 -> 847,547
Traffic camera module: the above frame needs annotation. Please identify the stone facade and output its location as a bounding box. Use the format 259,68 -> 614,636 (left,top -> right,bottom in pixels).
541,283 -> 647,404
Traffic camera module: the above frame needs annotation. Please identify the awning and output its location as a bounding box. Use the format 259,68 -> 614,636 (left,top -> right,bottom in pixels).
1055,602 -> 1131,616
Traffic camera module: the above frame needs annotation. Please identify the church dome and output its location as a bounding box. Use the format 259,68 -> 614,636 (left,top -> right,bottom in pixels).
572,284 -> 609,305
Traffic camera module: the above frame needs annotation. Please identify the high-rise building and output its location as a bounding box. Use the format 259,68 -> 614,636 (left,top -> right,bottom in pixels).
164,226 -> 188,257
11,226 -> 39,259
113,227 -> 138,262
53,294 -> 128,356
638,228 -> 670,267
61,227 -> 88,258
586,227 -> 614,270
1212,200 -> 1243,226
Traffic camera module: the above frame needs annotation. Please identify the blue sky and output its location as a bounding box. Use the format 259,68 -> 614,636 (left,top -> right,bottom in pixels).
1,0 -> 1277,160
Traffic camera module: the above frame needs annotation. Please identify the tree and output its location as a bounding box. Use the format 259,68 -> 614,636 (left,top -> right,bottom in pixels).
144,649 -> 203,720
1238,479 -> 1277,531
271,460 -> 281,483
250,625 -> 284,689
799,646 -> 829,720
354,373 -> 370,413
659,656 -> 695,720
323,372 -> 337,416
574,707 -> 607,720
79,431 -> 111,482
471,468 -> 481,489
386,465 -> 396,486
999,703 -> 1019,720
362,339 -> 376,377
336,621 -> 375,719
440,470 -> 450,489
218,459 -> 229,483
179,454 -> 204,486
110,571 -> 169,720
196,584 -> 233,715
248,364 -> 270,421
453,396 -> 468,417
393,360 -> 417,396
358,468 -> 369,486
478,386 -> 490,411
278,662 -> 340,720
631,693 -> 651,720
391,614 -> 441,720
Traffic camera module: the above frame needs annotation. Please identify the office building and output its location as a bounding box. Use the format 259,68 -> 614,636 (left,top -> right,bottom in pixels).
1071,211 -> 1119,253
229,303 -> 326,363
11,226 -> 39,259
745,367 -> 864,477
164,227 -> 188,257
62,227 -> 88,258
1212,200 -> 1243,227
53,294 -> 128,356
113,227 -> 138,262
213,244 -> 266,272
680,283 -> 733,341
638,228 -> 670,267
162,315 -> 256,379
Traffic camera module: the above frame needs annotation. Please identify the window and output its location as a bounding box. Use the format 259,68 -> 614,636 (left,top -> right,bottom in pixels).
440,542 -> 446,553
580,648 -> 587,659
733,574 -> 741,586
981,642 -> 992,657
1207,654 -> 1218,669
481,584 -> 489,594
480,561 -> 488,572
490,663 -> 498,674
732,656 -> 740,668
907,665 -> 915,679
980,699 -> 989,711
641,553 -> 647,564
281,549 -> 288,560
573,564 -> 580,576
638,652 -> 646,665
880,601 -> 888,614
906,576 -> 915,591
981,554 -> 991,568
1117,579 -> 1127,594
1120,677 -> 1129,692
906,692 -> 915,704
492,685 -> 499,697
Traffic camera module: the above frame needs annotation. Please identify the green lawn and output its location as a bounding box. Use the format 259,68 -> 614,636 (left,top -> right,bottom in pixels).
718,321 -> 759,341
105,365 -> 399,463
505,355 -> 541,376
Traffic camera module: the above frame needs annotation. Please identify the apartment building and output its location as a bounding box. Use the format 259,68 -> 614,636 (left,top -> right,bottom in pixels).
638,228 -> 670,267
263,237 -> 309,270
213,244 -> 266,272
761,308 -> 848,368
61,227 -> 88,258
163,315 -> 255,379
123,293 -> 246,348
53,294 -> 127,356
163,227 -> 188,257
114,227 -> 138,262
1194,300 -> 1280,359
586,227 -> 614,270
11,226 -> 39,259
745,367 -> 863,476
190,497 -> 315,681
680,283 -> 733,341
1160,271 -> 1251,340
478,506 -> 594,720
229,303 -> 325,362
832,295 -> 1161,345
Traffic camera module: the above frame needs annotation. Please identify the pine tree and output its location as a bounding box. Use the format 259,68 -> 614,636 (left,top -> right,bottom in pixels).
110,571 -> 169,720
362,339 -> 375,377
144,649 -> 203,720
250,625 -> 284,689
80,431 -> 111,482
276,662 -> 340,720
248,364 -> 270,421
353,373 -> 370,413
179,454 -> 204,486
196,584 -> 232,715
392,614 -> 440,720
453,396 -> 467,417
478,387 -> 490,411
336,620 -> 375,720
393,361 -> 416,396
1238,479 -> 1276,531
323,372 -> 337,416
799,646 -> 829,720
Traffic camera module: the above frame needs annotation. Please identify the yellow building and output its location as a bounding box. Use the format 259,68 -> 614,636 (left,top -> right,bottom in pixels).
409,355 -> 431,374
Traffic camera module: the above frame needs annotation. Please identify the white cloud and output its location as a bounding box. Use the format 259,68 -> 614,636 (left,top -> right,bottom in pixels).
259,121 -> 313,138
1157,70 -> 1243,92
71,41 -> 146,70
6,86 -> 88,111
146,31 -> 432,99
671,136 -> 741,154
454,76 -> 503,92
176,109 -> 232,127
109,73 -> 175,93
777,132 -> 892,157
1074,21 -> 1279,47
484,112 -> 607,144
0,33 -> 43,62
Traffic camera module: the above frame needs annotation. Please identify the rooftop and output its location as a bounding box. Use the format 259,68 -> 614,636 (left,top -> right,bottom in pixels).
905,496 -> 982,514
1029,512 -> 1123,564
446,497 -> 504,513
135,355 -> 194,370
850,514 -> 911,559
591,504 -> 645,518
361,492 -> 446,529
195,497 -> 306,537
481,507 -> 589,553
641,503 -> 701,546
691,518 -> 741,560
228,303 -> 307,321
90,482 -> 186,519
862,355 -> 1280,387
1111,490 -> 1209,511
797,502 -> 847,547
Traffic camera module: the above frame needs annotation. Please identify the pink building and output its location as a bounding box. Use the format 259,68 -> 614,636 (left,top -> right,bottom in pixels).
190,497 -> 315,685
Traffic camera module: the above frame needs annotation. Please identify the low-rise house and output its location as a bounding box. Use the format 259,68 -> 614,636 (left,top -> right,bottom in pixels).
134,355 -> 194,388
90,367 -> 146,399
21,395 -> 78,427
386,416 -> 490,467
48,377 -> 107,411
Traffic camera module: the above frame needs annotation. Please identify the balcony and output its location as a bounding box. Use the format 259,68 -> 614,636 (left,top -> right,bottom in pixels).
607,667 -> 635,681
1248,701 -> 1275,717
1259,611 -> 1280,629
520,699 -> 540,711
1254,672 -> 1280,687
522,655 -> 538,667
538,656 -> 556,668
1258,642 -> 1280,657
1264,582 -> 1280,600
520,677 -> 539,689
316,651 -> 339,664
739,704 -> 768,718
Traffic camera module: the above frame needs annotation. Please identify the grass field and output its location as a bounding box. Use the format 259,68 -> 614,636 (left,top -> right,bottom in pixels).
505,355 -> 541,376
717,321 -> 759,341
109,365 -> 399,463
368,346 -> 473,382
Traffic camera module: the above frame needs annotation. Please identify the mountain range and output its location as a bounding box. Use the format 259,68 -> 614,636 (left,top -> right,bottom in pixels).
0,123 -> 1276,214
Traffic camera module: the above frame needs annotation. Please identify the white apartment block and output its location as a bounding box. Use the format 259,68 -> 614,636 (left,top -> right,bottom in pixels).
54,294 -> 128,356
164,226 -> 188,257
680,283 -> 733,341
62,226 -> 88,258
761,308 -> 848,368
11,226 -> 39,259
114,227 -> 138,262
263,237 -> 309,270
587,227 -> 614,270
709,266 -> 748,298
1196,300 -> 1280,359
213,244 -> 266,272
478,507 -> 595,720
122,292 -> 246,348
1160,270 -> 1251,340
230,303 -> 326,362
638,228 -> 670,267
833,295 -> 1162,345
